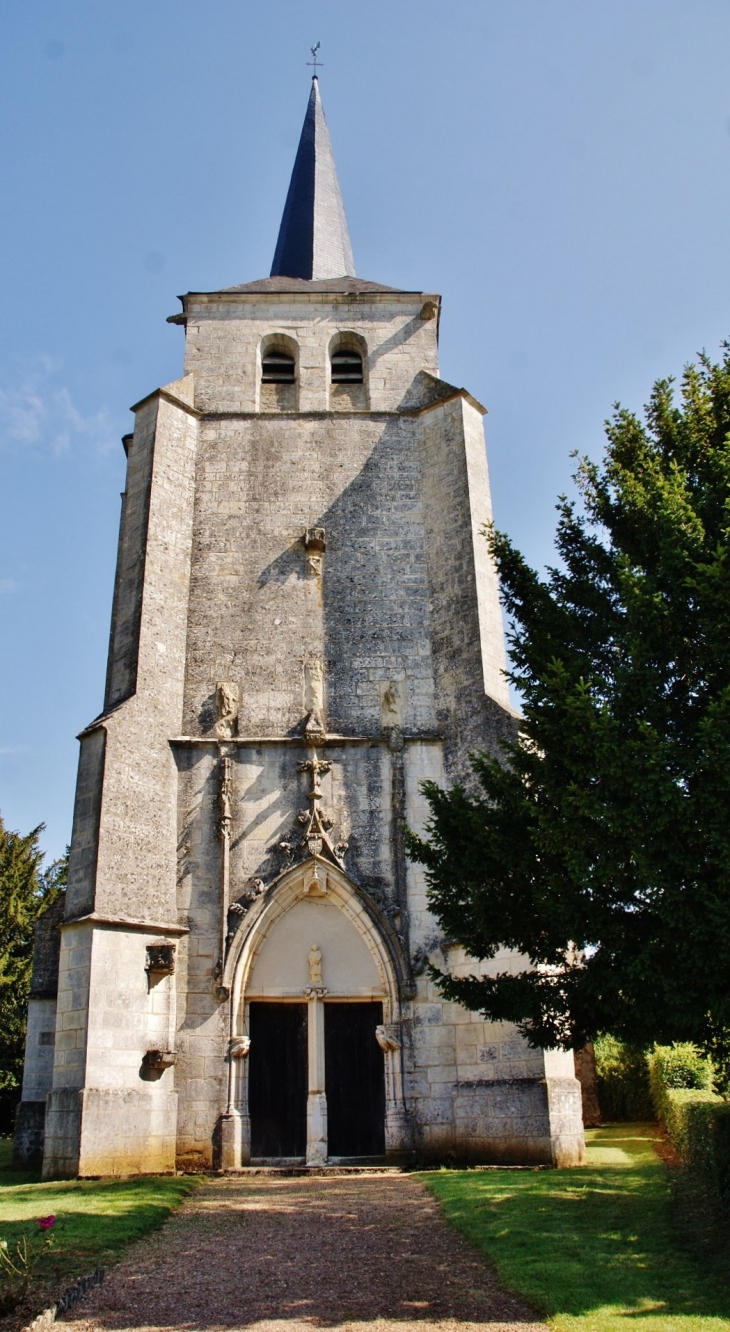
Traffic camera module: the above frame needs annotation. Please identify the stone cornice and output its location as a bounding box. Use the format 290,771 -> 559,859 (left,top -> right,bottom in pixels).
413,386 -> 487,417
61,913 -> 189,936
179,289 -> 435,309
129,386 -> 203,418
155,399 -> 485,421
170,733 -> 443,748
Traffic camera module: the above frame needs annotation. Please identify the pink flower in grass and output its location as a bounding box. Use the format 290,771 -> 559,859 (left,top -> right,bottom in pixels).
36,1216 -> 55,1230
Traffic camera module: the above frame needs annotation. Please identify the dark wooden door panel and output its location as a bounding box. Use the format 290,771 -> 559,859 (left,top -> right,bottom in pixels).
325,1001 -> 385,1157
249,1002 -> 307,1158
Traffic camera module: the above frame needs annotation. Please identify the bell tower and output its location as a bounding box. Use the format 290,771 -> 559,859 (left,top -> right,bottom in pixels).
17,76 -> 585,1176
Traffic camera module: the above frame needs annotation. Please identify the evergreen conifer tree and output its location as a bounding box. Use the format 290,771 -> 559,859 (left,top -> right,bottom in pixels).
407,347 -> 730,1059
0,818 -> 66,1130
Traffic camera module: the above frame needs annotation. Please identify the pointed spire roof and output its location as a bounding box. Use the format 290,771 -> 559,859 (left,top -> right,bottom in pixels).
270,78 -> 355,281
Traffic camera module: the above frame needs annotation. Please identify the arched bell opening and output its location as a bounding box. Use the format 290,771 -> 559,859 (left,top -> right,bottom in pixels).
327,331 -> 369,411
219,858 -> 411,1167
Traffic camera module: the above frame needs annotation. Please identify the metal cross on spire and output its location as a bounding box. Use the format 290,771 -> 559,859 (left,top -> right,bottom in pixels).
307,41 -> 323,78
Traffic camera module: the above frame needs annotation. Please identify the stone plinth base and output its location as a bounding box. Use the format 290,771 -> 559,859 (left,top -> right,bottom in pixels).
43,1087 -> 178,1178
13,1100 -> 46,1169
219,1110 -> 245,1170
414,1070 -> 586,1166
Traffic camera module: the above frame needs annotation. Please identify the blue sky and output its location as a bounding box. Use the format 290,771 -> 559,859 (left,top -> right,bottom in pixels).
2,0 -> 730,862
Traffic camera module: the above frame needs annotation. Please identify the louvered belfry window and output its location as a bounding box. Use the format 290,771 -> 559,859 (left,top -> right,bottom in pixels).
262,350 -> 296,383
331,350 -> 363,384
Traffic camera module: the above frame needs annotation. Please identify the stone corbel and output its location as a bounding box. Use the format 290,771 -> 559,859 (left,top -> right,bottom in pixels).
145,943 -> 176,976
143,1049 -> 177,1071
229,1036 -> 251,1059
303,527 -> 326,577
376,1023 -> 402,1053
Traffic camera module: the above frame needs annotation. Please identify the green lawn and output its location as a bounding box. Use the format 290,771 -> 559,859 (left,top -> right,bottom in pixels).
0,1140 -> 198,1309
422,1124 -> 730,1332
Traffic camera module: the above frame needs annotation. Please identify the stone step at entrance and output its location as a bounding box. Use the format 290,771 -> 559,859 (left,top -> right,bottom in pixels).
218,1163 -> 406,1176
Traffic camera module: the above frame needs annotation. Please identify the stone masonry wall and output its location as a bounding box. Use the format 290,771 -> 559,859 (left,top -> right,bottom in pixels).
418,394 -> 510,781
182,292 -> 439,415
45,381 -> 199,1176
181,413 -> 437,740
104,395 -> 157,710
90,384 -> 198,924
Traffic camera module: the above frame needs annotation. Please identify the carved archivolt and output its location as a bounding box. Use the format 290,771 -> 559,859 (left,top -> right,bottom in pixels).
222,857 -> 404,1018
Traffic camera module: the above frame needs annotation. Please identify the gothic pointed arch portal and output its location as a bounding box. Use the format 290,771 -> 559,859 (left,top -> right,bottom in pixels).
219,857 -> 410,1166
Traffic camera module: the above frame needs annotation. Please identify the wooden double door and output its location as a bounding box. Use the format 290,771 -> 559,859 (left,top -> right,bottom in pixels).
248,1001 -> 386,1159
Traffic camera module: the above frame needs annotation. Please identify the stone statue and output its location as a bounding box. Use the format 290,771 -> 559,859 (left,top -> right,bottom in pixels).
380,679 -> 403,729
308,943 -> 323,986
304,661 -> 325,736
215,681 -> 239,738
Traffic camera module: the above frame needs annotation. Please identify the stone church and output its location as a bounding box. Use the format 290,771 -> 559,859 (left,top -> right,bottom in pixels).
15,77 -> 585,1176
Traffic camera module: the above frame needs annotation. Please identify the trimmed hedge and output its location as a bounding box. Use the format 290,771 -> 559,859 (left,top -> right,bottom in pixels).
648,1044 -> 730,1219
648,1042 -> 713,1111
594,1035 -> 654,1121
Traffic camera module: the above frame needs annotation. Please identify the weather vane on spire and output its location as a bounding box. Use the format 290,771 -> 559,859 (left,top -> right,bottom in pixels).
308,42 -> 323,78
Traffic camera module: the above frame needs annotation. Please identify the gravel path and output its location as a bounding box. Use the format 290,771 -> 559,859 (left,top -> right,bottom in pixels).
64,1173 -> 545,1332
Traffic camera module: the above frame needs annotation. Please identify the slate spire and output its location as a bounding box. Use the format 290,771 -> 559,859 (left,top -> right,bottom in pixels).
270,78 -> 356,281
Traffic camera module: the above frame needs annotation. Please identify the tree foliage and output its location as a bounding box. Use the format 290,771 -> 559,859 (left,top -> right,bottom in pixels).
0,816 -> 67,1129
407,346 -> 730,1058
